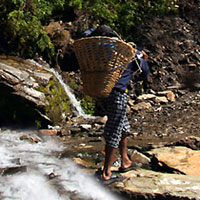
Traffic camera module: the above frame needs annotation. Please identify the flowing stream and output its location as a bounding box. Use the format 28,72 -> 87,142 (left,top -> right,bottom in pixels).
0,129 -> 120,200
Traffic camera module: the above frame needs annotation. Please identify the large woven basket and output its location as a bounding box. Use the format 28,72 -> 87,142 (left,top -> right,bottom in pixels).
73,36 -> 136,97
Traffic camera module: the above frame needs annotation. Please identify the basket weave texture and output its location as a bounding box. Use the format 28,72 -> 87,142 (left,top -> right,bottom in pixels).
73,36 -> 136,97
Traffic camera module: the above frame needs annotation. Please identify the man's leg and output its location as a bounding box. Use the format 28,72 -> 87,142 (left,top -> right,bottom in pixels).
119,133 -> 132,169
102,91 -> 128,180
102,144 -> 117,180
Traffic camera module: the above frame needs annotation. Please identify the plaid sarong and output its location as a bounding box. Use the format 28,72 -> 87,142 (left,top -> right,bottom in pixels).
104,89 -> 130,148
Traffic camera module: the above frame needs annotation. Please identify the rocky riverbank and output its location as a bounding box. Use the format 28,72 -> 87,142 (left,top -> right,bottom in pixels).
1,113 -> 200,200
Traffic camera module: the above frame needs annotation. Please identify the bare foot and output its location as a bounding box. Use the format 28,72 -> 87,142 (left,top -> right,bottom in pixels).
102,170 -> 112,181
121,158 -> 132,170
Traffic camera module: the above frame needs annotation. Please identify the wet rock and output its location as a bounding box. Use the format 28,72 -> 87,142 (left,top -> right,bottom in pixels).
73,157 -> 97,169
9,158 -> 21,165
15,85 -> 46,105
166,91 -> 176,101
93,123 -> 103,130
48,125 -> 61,130
137,94 -> 156,101
39,129 -> 59,136
129,150 -> 151,168
95,116 -> 108,124
20,134 -> 42,143
88,131 -> 104,137
70,127 -> 82,135
0,63 -> 29,84
1,166 -> 27,176
60,129 -> 70,136
177,89 -> 187,95
80,124 -> 92,131
114,168 -> 200,200
0,56 -> 52,106
0,56 -> 77,125
157,90 -> 176,101
128,99 -> 135,106
48,172 -> 58,179
149,153 -> 185,174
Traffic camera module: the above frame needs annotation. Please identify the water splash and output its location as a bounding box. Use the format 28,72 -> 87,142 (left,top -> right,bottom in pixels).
29,59 -> 94,118
0,129 -> 120,200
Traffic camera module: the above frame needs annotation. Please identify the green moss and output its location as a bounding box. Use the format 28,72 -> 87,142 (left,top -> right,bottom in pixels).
38,76 -> 72,125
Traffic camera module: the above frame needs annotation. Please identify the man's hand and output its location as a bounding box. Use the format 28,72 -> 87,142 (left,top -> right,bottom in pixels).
141,50 -> 148,61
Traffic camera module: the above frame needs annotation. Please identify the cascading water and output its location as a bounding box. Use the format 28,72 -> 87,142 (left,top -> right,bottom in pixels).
46,68 -> 86,117
0,129 -> 120,200
29,59 -> 94,118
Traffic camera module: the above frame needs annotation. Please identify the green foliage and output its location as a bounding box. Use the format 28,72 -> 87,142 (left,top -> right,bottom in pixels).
7,10 -> 54,59
31,0 -> 66,21
0,0 -> 66,62
0,0 -> 179,61
35,119 -> 42,128
65,73 -> 79,90
80,95 -> 95,115
63,73 -> 95,115
67,0 -> 179,41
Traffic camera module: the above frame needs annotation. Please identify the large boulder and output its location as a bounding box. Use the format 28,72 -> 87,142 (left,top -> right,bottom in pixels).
0,55 -> 73,126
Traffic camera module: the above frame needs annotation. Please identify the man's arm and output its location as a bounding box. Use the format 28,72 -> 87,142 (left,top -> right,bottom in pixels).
141,50 -> 148,61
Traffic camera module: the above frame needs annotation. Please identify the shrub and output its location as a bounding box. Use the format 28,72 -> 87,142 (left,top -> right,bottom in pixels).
0,0 -> 66,62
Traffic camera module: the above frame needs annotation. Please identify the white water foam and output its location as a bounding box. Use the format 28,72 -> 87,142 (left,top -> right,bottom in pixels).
0,129 -> 120,200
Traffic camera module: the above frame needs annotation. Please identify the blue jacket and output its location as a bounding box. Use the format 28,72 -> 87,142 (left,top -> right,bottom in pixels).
114,50 -> 150,91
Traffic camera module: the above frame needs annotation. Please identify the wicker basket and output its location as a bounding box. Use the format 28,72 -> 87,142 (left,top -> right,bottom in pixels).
73,36 -> 136,97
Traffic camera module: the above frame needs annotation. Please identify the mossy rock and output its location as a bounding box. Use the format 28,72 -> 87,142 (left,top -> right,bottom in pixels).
39,76 -> 72,125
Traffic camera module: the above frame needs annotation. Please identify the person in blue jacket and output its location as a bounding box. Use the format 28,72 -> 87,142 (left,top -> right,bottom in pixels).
82,25 -> 150,184
100,47 -> 150,185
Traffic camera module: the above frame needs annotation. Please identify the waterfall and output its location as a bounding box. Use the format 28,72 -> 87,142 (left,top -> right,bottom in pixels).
30,60 -> 94,118
45,67 -> 86,117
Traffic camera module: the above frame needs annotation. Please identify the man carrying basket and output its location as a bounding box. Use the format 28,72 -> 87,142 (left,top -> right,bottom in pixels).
77,25 -> 150,184
101,46 -> 150,184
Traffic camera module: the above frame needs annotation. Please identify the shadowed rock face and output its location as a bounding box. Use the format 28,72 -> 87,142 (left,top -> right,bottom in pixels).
0,56 -> 74,127
130,0 -> 200,93
0,83 -> 47,127
0,56 -> 50,127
